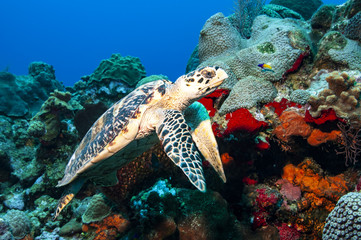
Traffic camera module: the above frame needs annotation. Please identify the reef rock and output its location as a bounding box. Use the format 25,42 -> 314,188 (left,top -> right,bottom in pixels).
0,62 -> 64,118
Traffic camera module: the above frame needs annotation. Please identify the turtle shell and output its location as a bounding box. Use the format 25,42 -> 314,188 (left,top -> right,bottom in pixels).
57,79 -> 169,187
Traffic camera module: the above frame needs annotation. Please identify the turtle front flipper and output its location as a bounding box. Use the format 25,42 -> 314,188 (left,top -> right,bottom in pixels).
156,109 -> 206,192
184,102 -> 226,183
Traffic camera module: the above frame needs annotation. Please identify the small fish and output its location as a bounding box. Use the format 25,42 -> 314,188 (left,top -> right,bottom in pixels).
258,63 -> 274,72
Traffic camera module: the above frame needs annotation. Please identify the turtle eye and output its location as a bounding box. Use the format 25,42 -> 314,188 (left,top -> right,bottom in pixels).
201,69 -> 216,78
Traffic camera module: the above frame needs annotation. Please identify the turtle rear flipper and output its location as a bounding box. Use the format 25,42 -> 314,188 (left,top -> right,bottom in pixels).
185,102 -> 226,183
156,109 -> 206,192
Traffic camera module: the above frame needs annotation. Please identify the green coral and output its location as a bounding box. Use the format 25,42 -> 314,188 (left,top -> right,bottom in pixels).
130,179 -> 242,239
27,120 -> 46,138
261,4 -> 304,20
311,5 -> 336,31
81,54 -> 146,87
135,74 -> 169,88
59,219 -> 82,236
319,31 -> 348,51
82,194 -> 112,224
29,90 -> 77,142
269,0 -> 322,20
256,42 -> 276,54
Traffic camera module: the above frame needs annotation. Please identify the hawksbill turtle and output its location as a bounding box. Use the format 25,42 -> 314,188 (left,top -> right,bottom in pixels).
54,66 -> 228,219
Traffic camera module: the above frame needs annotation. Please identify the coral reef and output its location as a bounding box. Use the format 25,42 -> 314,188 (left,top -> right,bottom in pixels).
82,214 -> 129,240
261,4 -> 304,20
196,14 -> 311,87
28,90 -> 79,143
282,159 -> 348,205
269,0 -> 322,20
129,179 -> 243,240
344,12 -> 361,41
308,71 -> 361,125
219,76 -> 277,114
4,210 -> 32,239
311,5 -> 336,33
322,192 -> 361,239
290,89 -> 311,105
314,31 -> 361,71
0,62 -> 63,118
81,194 -> 111,224
2,2 -> 361,239
0,218 -> 14,240
273,110 -> 312,143
80,54 -> 146,87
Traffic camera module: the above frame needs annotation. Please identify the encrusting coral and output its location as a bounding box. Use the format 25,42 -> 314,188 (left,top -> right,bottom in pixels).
308,71 -> 361,126
82,214 -> 130,240
281,158 -> 349,237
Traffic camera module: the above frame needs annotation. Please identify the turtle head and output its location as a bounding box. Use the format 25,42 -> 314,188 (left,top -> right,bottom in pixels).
175,66 -> 228,100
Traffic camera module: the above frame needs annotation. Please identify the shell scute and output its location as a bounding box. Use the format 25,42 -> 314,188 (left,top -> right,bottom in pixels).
58,80 -> 168,186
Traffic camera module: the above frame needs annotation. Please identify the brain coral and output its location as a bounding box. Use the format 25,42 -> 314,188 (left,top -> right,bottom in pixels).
322,192 -> 361,239
198,12 -> 245,63
308,71 -> 361,125
197,14 -> 311,88
4,209 -> 31,239
311,5 -> 336,33
81,53 -> 146,87
219,76 -> 277,114
290,89 -> 311,105
344,11 -> 361,41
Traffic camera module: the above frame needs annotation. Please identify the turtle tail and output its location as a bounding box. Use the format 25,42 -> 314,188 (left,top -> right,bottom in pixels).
53,178 -> 85,220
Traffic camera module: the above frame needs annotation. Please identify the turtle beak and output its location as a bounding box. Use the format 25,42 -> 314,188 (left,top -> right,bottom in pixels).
204,68 -> 228,92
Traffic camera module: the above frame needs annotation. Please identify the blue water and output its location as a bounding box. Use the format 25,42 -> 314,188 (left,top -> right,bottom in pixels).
0,0 -> 346,86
